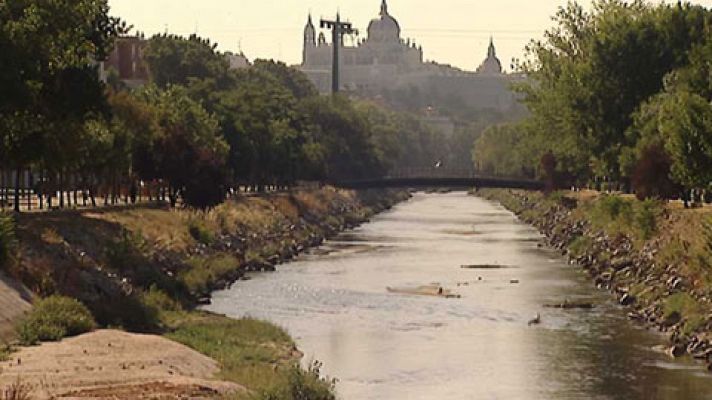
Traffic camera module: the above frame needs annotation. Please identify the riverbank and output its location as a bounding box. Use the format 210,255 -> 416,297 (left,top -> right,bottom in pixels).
0,187 -> 409,397
477,189 -> 712,370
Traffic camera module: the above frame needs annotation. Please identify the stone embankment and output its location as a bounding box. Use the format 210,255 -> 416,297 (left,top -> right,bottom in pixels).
480,189 -> 712,370
187,189 -> 411,302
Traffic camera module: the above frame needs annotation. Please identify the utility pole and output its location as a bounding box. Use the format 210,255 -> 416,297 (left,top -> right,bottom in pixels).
320,13 -> 356,94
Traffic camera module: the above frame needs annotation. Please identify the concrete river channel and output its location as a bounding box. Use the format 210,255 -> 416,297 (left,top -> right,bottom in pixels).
207,192 -> 712,399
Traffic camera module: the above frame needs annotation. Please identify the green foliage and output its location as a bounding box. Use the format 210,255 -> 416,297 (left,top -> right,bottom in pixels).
664,293 -> 706,336
143,34 -> 229,88
633,199 -> 659,240
0,213 -> 16,269
473,124 -> 530,178
568,236 -> 593,258
505,0 -> 711,185
659,92 -> 712,189
105,230 -> 148,273
141,285 -> 182,315
181,254 -> 239,295
135,85 -> 229,208
165,315 -> 317,393
590,195 -> 633,226
701,217 -> 712,259
187,218 -> 215,245
258,362 -> 337,400
17,296 -> 96,345
587,195 -> 661,241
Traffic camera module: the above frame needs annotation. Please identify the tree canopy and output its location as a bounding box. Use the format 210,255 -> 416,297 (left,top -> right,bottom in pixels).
472,0 -> 712,199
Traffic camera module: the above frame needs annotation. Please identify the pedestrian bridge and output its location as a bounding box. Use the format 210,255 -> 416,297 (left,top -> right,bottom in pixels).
333,168 -> 544,190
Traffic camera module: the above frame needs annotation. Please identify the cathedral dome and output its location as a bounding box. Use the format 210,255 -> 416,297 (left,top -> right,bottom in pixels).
477,37 -> 503,74
367,0 -> 401,43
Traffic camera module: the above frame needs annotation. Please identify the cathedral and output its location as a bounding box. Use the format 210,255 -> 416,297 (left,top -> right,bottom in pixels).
299,0 -> 520,111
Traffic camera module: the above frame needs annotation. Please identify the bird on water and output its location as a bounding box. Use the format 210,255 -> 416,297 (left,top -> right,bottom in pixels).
528,313 -> 541,326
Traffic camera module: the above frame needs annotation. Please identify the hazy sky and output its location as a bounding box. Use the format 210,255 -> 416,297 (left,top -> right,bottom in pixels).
107,0 -> 712,72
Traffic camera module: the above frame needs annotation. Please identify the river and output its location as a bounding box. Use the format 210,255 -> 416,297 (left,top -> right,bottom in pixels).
207,192 -> 712,399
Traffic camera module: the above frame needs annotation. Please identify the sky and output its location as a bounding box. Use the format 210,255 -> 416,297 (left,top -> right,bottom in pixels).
107,0 -> 712,72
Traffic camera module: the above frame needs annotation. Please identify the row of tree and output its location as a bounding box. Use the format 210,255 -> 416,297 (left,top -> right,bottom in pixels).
0,1 -> 445,209
472,0 -> 712,199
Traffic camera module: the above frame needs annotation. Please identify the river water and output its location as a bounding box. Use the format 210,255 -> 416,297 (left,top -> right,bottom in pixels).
208,192 -> 712,399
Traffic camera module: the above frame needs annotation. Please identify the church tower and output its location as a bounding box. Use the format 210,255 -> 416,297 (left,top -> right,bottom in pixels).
477,36 -> 502,74
303,14 -> 316,64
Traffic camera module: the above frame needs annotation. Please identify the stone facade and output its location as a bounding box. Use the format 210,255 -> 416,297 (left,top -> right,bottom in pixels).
100,36 -> 149,88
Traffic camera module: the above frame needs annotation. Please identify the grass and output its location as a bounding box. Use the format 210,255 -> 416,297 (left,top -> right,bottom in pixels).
164,313 -> 334,397
664,293 -> 707,336
568,236 -> 593,258
0,344 -> 12,362
188,218 -> 216,245
584,195 -> 662,243
16,295 -> 96,345
181,254 -> 240,295
0,213 -> 16,269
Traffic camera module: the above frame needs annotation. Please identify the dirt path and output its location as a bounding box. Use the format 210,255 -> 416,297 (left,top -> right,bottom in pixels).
0,330 -> 243,399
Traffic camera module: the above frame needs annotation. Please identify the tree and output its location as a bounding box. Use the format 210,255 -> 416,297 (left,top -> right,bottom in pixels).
659,91 -> 712,190
0,0 -> 123,210
515,0 -> 710,183
300,96 -> 385,181
143,34 -> 229,88
252,60 -> 318,100
630,143 -> 678,200
135,86 -> 228,208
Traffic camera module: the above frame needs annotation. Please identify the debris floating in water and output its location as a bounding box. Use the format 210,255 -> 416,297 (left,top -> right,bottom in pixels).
461,264 -> 512,269
386,285 -> 461,299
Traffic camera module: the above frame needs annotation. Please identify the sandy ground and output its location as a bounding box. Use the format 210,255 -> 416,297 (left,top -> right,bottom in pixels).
0,330 -> 244,399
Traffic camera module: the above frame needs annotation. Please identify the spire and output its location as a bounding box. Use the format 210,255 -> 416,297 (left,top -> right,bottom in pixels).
488,36 -> 496,58
380,0 -> 388,16
304,13 -> 315,47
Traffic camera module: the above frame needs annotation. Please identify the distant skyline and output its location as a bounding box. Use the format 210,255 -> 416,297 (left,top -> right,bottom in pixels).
107,0 -> 712,72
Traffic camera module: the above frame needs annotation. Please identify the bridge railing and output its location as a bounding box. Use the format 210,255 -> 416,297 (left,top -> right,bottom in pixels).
386,167 -> 476,179
385,167 -> 536,182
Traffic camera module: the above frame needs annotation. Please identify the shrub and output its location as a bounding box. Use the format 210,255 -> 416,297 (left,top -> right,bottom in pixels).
0,213 -> 16,269
664,293 -> 706,336
595,195 -> 632,221
587,195 -> 661,242
105,230 -> 148,272
631,143 -> 679,200
259,361 -> 336,400
633,199 -> 659,240
17,296 -> 96,345
181,254 -> 239,295
187,219 -> 215,245
568,236 -> 592,258
141,285 -> 182,314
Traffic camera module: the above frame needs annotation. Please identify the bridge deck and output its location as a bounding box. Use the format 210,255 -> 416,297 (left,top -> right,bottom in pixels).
334,176 -> 544,190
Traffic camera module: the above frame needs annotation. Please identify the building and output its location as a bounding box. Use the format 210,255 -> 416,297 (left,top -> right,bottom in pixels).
225,51 -> 251,70
300,0 -> 522,112
101,36 -> 250,88
100,36 -> 149,88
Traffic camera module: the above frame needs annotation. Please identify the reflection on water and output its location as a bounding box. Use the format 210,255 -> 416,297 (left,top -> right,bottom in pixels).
208,193 -> 712,400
